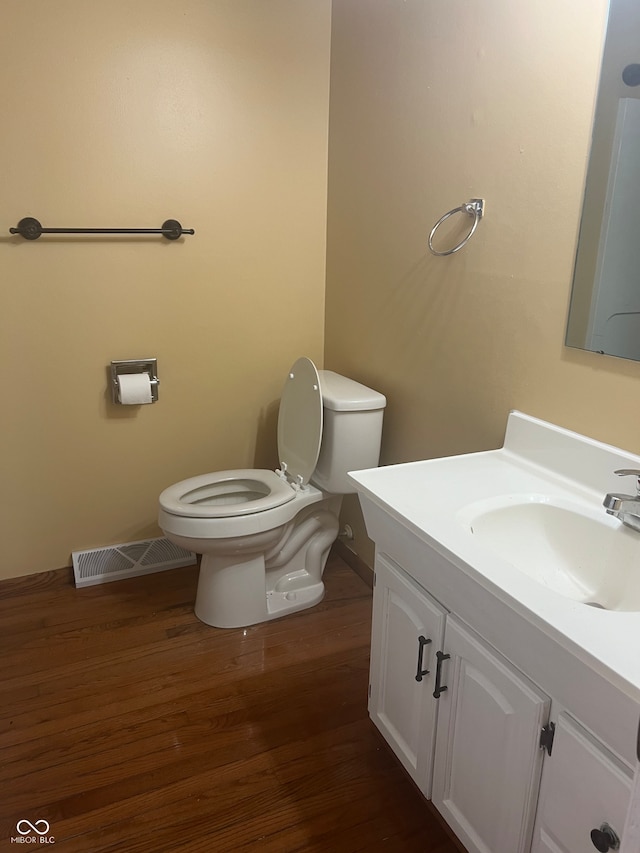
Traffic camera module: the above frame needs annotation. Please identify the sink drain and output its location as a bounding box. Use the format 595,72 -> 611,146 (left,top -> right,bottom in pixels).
584,601 -> 607,610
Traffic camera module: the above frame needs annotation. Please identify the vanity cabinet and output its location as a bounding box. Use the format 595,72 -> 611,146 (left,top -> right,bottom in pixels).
369,554 -> 633,853
531,713 -> 631,853
353,411 -> 640,853
369,553 -> 446,796
370,555 -> 549,853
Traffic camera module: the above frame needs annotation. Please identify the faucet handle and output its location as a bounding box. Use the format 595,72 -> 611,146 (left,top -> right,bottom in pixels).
614,469 -> 640,494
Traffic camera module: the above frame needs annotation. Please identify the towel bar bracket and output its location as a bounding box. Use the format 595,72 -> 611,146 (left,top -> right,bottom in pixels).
12,217 -> 42,240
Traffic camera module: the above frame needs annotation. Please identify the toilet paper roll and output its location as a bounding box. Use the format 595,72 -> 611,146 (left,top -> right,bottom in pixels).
117,373 -> 153,404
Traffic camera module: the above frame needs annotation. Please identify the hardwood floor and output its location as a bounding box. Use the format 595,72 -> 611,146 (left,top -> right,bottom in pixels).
0,553 -> 460,852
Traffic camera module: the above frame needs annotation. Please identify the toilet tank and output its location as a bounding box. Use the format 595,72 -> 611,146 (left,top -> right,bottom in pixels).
312,370 -> 386,494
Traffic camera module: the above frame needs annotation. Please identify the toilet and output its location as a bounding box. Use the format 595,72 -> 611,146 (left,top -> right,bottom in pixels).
158,357 -> 386,628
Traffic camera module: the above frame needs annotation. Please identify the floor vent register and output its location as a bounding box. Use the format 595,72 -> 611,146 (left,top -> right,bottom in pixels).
72,537 -> 196,587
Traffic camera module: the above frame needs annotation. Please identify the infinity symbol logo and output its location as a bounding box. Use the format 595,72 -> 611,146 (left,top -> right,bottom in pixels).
16,819 -> 50,836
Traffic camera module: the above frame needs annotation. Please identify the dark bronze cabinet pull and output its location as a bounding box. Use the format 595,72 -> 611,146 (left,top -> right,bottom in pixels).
415,635 -> 432,682
433,651 -> 451,698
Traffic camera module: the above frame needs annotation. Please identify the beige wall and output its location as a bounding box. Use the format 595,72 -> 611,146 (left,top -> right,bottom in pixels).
0,1 -> 331,578
326,0 -> 640,565
5,1 -> 640,580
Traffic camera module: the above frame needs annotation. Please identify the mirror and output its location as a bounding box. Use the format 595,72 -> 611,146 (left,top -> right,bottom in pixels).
565,0 -> 640,361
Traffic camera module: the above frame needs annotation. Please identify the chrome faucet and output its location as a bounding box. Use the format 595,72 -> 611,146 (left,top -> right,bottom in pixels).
603,469 -> 640,532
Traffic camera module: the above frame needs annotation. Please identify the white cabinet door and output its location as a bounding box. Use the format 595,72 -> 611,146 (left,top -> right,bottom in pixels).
532,713 -> 631,853
432,616 -> 550,853
369,554 -> 446,797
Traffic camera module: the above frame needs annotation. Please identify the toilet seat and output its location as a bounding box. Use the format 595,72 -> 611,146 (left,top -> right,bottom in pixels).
159,469 -> 296,518
160,358 -> 325,523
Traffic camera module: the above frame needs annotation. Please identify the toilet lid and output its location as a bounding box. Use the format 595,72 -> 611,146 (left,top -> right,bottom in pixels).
277,357 -> 323,486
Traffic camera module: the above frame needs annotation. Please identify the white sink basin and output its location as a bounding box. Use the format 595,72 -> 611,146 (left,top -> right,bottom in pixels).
349,411 -> 640,704
459,497 -> 640,611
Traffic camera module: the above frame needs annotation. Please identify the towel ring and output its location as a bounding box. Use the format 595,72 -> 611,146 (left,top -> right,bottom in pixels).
428,198 -> 484,256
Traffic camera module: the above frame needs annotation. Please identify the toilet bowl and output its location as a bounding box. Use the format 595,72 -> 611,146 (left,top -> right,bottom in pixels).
158,357 -> 386,628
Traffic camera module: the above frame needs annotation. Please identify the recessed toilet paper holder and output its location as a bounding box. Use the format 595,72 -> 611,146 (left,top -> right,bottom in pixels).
110,359 -> 159,404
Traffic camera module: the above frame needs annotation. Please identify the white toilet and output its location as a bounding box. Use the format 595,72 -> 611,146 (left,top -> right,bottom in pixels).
158,357 -> 386,628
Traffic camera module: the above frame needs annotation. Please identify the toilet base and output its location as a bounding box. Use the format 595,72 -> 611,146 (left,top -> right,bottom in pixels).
192,501 -> 339,628
194,552 -> 327,628
266,582 -> 325,619
195,552 -> 268,628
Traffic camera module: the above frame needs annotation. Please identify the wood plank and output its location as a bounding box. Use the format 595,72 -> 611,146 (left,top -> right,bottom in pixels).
0,551 -> 461,852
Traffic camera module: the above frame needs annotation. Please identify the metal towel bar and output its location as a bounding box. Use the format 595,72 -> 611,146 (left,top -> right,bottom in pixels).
9,217 -> 194,241
428,198 -> 484,256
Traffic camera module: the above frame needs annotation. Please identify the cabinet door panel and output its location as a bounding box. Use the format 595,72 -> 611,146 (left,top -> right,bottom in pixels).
432,616 -> 549,853
369,554 -> 446,796
532,835 -> 564,853
531,713 -> 631,853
